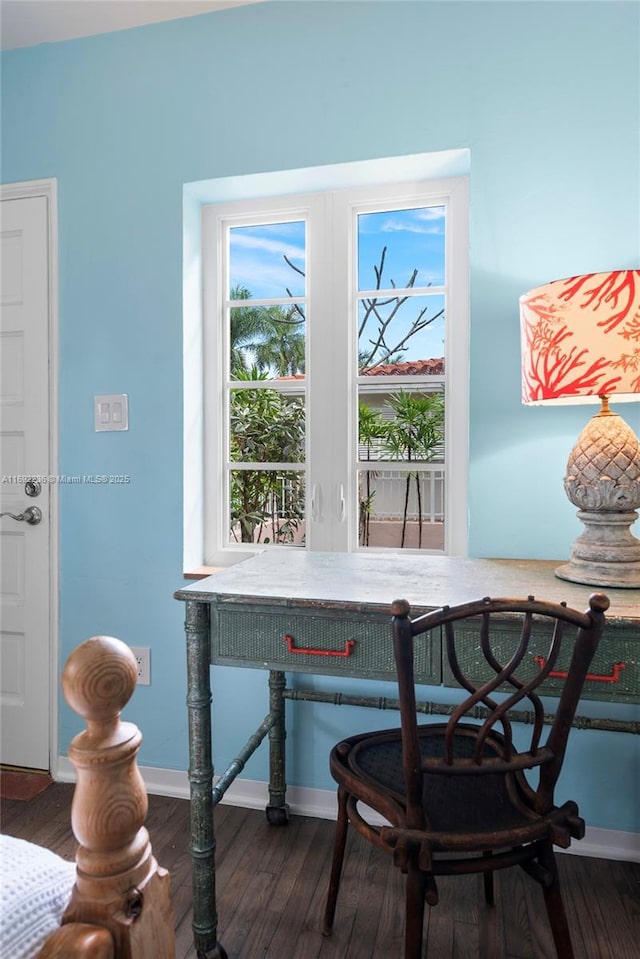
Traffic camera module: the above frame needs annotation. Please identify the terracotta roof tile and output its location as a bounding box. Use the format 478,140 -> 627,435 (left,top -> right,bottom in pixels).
272,358 -> 445,381
362,358 -> 445,376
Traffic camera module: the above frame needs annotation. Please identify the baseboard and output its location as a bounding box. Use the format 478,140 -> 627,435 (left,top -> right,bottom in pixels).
55,758 -> 639,863
566,826 -> 639,863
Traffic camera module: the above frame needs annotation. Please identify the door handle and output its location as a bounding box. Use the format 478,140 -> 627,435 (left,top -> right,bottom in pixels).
311,484 -> 322,522
0,506 -> 42,525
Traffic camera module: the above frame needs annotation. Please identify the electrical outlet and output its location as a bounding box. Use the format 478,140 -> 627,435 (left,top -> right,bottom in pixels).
130,646 -> 151,685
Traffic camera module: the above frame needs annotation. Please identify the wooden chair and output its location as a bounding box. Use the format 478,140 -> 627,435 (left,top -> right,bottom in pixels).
322,592 -> 610,959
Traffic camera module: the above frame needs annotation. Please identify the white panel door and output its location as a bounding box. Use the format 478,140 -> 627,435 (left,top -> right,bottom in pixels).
1,194 -> 51,770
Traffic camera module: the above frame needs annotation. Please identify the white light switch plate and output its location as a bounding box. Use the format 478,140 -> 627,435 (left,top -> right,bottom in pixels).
95,394 -> 129,431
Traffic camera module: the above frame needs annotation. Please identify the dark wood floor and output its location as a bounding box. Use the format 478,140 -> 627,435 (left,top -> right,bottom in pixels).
2,783 -> 639,958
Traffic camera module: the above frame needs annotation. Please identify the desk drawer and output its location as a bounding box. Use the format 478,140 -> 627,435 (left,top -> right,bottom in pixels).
442,621 -> 639,703
212,605 -> 440,684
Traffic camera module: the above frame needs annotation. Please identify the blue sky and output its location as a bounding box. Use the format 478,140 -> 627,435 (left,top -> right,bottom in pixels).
357,206 -> 445,291
230,221 -> 306,299
229,205 -> 446,363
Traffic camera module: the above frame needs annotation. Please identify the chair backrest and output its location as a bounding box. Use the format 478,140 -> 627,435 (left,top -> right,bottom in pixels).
390,593 -> 609,823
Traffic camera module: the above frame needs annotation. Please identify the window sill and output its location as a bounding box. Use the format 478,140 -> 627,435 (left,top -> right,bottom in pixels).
183,566 -> 227,580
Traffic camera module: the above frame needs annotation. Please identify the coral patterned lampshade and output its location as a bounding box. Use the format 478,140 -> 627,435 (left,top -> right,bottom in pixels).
519,270 -> 640,405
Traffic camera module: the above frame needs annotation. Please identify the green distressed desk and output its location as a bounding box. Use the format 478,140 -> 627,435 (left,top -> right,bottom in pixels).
175,551 -> 640,959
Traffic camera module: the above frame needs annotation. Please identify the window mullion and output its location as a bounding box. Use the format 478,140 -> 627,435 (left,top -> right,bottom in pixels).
306,192 -> 342,550
326,189 -> 352,552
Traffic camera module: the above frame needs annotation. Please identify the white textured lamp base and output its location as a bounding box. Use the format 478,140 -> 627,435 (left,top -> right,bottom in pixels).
555,509 -> 640,588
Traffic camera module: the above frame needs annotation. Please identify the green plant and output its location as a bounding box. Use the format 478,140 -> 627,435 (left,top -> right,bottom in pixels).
381,390 -> 444,548
230,285 -> 305,377
229,369 -> 305,543
358,401 -> 385,545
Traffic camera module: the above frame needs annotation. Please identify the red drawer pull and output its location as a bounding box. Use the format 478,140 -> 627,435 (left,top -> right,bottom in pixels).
284,634 -> 356,658
533,656 -> 626,684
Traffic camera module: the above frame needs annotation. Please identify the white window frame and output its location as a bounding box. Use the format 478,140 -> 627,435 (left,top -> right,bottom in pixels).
202,176 -> 468,565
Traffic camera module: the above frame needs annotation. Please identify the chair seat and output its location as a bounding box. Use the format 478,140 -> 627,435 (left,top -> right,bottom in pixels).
332,723 -> 563,851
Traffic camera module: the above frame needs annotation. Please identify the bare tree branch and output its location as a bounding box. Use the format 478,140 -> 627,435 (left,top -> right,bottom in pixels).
281,245 -> 439,369
283,254 -> 306,278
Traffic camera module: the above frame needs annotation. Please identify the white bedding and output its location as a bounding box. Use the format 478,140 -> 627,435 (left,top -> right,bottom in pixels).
0,834 -> 76,959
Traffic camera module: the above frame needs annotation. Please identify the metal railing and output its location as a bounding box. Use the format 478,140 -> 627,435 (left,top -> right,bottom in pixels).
359,468 -> 445,523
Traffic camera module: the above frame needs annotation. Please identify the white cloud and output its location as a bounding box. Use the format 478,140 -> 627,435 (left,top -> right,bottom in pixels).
231,231 -> 305,264
384,209 -> 445,235
231,250 -> 305,299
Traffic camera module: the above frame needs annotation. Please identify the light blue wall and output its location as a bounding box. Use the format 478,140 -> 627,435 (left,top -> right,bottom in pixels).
2,1 -> 638,832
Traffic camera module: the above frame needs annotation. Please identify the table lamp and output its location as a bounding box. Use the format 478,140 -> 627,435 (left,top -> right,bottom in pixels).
520,269 -> 640,588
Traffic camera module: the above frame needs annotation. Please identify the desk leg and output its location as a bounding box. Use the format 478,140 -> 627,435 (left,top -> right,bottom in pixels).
266,669 -> 290,825
185,600 -> 227,959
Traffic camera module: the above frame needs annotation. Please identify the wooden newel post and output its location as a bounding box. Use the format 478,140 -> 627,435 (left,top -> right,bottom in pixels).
61,636 -> 175,959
